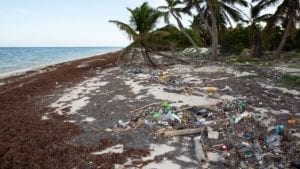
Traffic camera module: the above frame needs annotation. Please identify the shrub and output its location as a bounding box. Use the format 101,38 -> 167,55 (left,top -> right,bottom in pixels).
220,26 -> 251,54
280,74 -> 300,87
151,25 -> 202,50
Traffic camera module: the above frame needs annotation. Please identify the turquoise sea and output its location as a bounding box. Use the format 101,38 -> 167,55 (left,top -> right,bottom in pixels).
0,47 -> 121,76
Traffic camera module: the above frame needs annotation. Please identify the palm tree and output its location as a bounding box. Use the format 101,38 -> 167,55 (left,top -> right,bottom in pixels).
109,2 -> 162,66
245,0 -> 276,58
265,0 -> 300,58
158,0 -> 199,48
183,0 -> 248,60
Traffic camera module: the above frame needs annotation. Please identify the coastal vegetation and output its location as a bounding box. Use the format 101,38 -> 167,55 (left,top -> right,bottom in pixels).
110,0 -> 300,63
109,2 -> 163,66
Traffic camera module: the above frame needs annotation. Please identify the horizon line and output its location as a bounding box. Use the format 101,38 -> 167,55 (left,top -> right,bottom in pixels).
0,46 -> 125,48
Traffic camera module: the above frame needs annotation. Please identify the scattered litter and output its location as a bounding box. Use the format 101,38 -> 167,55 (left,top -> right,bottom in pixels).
234,111 -> 251,123
118,120 -> 129,128
291,160 -> 300,169
102,64 -> 299,168
207,127 -> 219,139
207,152 -> 225,162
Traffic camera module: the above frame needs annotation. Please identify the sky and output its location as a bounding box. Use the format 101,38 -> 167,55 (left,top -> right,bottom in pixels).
0,0 -> 278,47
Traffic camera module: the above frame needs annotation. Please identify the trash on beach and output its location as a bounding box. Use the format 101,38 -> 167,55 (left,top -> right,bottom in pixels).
118,120 -> 129,128
108,97 -> 297,167
207,152 -> 225,162
259,117 -> 276,127
288,118 -> 297,126
207,127 -> 219,139
291,160 -> 300,169
234,111 -> 251,123
275,125 -> 284,135
265,135 -> 282,149
162,101 -> 172,112
206,87 -> 216,94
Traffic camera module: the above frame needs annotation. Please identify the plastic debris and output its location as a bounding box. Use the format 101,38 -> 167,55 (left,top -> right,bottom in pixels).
207,127 -> 219,139
288,118 -> 297,126
207,152 -> 225,162
234,111 -> 251,123
221,144 -> 228,151
109,97 -> 297,167
187,107 -> 210,117
259,117 -> 276,128
291,160 -> 300,169
243,131 -> 254,140
244,149 -> 254,158
265,135 -> 282,149
230,100 -> 247,112
253,140 -> 263,161
148,111 -> 161,121
162,101 -> 172,112
165,111 -> 181,123
118,120 -> 129,128
253,111 -> 260,121
207,87 -> 216,94
275,125 -> 284,135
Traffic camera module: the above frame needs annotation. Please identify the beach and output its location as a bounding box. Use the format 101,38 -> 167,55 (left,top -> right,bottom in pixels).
0,51 -> 121,167
1,50 -> 299,168
1,0 -> 300,167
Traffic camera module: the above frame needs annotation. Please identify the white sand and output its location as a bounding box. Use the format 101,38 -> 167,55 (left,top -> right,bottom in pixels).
260,83 -> 300,96
91,144 -> 124,155
48,78 -> 109,116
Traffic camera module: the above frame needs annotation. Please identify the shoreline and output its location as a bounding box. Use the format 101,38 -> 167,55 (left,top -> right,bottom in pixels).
0,49 -> 122,86
0,49 -> 120,96
0,48 -> 122,80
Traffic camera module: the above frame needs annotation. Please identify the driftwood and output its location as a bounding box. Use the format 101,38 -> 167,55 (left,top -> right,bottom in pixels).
152,52 -> 191,64
133,117 -> 145,129
194,136 -> 207,162
157,127 -> 204,137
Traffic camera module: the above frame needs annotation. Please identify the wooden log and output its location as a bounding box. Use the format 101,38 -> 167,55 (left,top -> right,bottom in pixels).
194,136 -> 207,162
159,127 -> 204,137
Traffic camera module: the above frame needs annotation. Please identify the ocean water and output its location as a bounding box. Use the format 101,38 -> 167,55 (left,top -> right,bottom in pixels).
0,47 -> 121,76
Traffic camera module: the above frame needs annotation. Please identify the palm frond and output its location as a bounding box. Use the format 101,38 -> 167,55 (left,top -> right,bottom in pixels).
128,2 -> 162,34
109,20 -> 137,40
254,14 -> 272,22
221,3 -> 243,22
223,0 -> 248,7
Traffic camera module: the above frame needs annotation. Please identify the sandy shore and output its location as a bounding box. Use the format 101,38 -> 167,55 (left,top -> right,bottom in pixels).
0,51 -> 299,168
0,51 -> 121,168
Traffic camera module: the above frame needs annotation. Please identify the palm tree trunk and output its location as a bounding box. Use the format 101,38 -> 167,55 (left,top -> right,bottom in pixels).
141,44 -> 155,67
207,0 -> 219,60
251,23 -> 263,58
273,17 -> 293,58
171,13 -> 198,48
